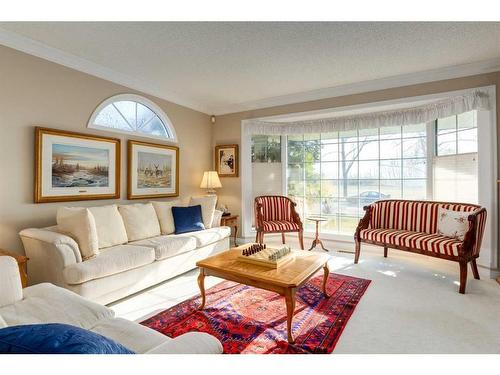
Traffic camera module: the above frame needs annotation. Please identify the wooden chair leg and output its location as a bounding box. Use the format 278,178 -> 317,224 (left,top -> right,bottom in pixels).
298,230 -> 304,250
383,246 -> 388,258
255,231 -> 259,243
282,233 -> 286,244
471,259 -> 480,280
260,232 -> 265,244
354,240 -> 361,264
459,260 -> 468,294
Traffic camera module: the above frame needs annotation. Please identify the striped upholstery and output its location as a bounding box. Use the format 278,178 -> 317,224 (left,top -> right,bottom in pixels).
472,209 -> 487,257
255,196 -> 293,222
263,221 -> 300,232
370,200 -> 479,234
360,228 -> 462,256
365,200 -> 486,258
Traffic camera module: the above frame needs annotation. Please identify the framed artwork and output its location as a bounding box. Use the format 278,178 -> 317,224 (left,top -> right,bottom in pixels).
215,144 -> 239,177
34,127 -> 121,203
128,140 -> 179,199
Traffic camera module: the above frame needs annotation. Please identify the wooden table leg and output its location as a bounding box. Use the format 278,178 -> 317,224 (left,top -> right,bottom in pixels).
308,220 -> 329,252
322,262 -> 330,298
284,288 -> 296,344
233,224 -> 238,246
197,268 -> 206,309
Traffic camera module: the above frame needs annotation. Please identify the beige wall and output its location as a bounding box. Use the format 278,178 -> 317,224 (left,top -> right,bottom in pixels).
213,71 -> 500,266
0,46 -> 212,254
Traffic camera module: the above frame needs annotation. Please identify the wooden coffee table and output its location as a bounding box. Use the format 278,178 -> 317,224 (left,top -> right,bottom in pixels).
196,244 -> 330,343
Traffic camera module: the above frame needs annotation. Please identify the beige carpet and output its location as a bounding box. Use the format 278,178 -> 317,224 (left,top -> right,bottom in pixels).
110,238 -> 500,354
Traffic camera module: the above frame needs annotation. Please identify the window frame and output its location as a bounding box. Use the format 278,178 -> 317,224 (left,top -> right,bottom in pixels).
88,94 -> 178,143
283,125 -> 431,235
434,113 -> 477,157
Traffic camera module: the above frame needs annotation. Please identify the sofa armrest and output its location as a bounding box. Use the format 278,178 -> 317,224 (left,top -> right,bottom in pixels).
19,228 -> 82,287
145,332 -> 223,354
212,209 -> 223,228
462,208 -> 487,258
20,228 -> 82,265
354,205 -> 373,242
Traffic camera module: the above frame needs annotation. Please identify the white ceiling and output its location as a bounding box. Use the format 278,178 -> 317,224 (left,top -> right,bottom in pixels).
1,22 -> 500,115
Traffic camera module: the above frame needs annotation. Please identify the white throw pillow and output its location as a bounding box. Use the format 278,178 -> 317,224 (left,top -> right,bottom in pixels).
437,207 -> 469,241
151,200 -> 182,235
56,207 -> 99,260
119,203 -> 161,242
88,205 -> 128,249
189,196 -> 218,229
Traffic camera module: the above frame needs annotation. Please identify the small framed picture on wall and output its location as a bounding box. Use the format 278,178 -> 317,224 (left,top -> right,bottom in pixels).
215,144 -> 239,177
128,140 -> 179,199
34,127 -> 121,203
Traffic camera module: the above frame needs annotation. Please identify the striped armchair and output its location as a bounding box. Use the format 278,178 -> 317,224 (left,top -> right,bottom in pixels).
355,199 -> 487,294
254,196 -> 304,250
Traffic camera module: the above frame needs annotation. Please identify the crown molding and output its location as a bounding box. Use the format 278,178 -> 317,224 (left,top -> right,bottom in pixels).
212,58 -> 500,115
0,27 -> 212,114
1,27 -> 499,117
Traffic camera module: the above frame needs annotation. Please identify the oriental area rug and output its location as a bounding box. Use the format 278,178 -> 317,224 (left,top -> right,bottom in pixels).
141,273 -> 371,354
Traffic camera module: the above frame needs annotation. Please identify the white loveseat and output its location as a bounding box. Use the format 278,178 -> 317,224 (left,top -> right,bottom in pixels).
0,256 -> 222,354
19,201 -> 230,305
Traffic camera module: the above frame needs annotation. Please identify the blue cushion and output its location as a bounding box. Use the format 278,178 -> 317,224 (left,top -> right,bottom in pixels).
172,205 -> 205,234
0,323 -> 134,354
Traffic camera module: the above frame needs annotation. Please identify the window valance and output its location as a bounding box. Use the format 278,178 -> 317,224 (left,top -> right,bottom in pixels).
243,90 -> 491,136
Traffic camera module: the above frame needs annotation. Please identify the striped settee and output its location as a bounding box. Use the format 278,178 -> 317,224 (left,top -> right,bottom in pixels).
354,200 -> 487,294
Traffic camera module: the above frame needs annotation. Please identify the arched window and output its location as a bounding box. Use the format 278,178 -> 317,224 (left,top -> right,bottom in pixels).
88,94 -> 177,142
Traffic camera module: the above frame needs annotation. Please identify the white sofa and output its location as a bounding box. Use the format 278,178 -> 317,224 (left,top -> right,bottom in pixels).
0,256 -> 222,354
19,202 -> 230,305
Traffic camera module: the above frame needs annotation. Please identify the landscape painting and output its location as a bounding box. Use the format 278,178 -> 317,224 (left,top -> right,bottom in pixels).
128,140 -> 179,199
35,127 -> 120,203
137,151 -> 172,188
52,144 -> 110,188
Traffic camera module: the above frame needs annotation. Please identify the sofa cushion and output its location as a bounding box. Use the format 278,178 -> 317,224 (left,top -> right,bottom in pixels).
119,203 -> 161,242
90,317 -> 168,354
437,207 -> 469,241
0,283 -> 113,329
172,205 -> 205,234
189,196 -> 217,229
145,332 -> 223,354
89,205 -> 128,249
360,228 -> 462,257
131,235 -> 197,261
0,323 -> 134,354
63,245 -> 155,285
57,207 -> 99,260
178,226 -> 231,247
262,220 -> 300,232
151,200 -> 182,235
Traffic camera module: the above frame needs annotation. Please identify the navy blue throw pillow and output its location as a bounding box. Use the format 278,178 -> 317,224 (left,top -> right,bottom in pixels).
0,323 -> 135,354
172,205 -> 205,234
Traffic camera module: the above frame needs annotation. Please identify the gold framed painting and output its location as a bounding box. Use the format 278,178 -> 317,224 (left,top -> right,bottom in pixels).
215,144 -> 239,177
35,127 -> 121,203
127,140 -> 179,199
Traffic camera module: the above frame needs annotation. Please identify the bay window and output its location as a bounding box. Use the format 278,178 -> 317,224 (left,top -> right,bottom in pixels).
250,110 -> 479,236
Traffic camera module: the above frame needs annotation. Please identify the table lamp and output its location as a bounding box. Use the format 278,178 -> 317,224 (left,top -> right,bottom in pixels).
200,171 -> 222,195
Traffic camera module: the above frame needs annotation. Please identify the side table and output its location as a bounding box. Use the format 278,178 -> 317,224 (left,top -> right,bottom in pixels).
221,214 -> 239,246
0,249 -> 29,287
306,216 -> 329,252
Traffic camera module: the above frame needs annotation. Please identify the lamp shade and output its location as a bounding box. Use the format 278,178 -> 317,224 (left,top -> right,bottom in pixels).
200,171 -> 222,189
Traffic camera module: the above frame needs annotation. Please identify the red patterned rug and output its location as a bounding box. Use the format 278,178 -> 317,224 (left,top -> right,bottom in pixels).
141,272 -> 370,354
